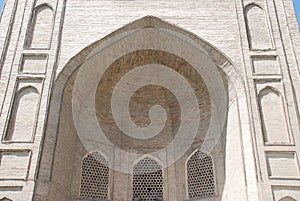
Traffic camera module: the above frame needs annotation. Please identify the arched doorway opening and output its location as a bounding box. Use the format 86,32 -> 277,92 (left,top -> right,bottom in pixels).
33,16 -> 253,201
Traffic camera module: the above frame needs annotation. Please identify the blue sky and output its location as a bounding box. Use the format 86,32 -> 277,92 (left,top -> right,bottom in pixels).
0,0 -> 299,27
295,0 -> 300,28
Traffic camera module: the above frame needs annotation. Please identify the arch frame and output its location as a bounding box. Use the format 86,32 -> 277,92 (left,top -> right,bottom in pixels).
131,154 -> 163,170
3,84 -> 40,142
34,2 -> 54,11
258,85 -> 281,98
244,2 -> 275,50
33,16 -> 260,201
257,85 -> 294,145
245,2 -> 265,10
81,150 -> 110,164
24,2 -> 55,50
0,198 -> 13,201
279,196 -> 297,201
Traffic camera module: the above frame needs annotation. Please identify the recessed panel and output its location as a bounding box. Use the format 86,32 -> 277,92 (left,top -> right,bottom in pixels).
0,151 -> 31,180
266,152 -> 299,179
20,54 -> 48,74
245,4 -> 272,50
251,56 -> 280,75
272,186 -> 300,201
256,82 -> 292,145
5,79 -> 43,142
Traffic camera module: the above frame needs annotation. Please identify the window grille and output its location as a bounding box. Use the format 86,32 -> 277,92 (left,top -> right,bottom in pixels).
80,152 -> 109,200
132,157 -> 163,201
187,151 -> 215,199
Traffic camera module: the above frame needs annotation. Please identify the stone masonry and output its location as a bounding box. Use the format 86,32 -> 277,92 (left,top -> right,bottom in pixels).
0,0 -> 299,201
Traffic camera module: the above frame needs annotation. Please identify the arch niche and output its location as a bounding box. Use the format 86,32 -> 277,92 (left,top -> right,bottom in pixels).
33,16 -> 258,201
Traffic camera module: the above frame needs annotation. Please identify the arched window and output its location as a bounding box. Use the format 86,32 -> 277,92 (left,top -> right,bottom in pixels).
245,4 -> 272,50
279,196 -> 297,201
132,156 -> 163,201
6,86 -> 39,141
25,4 -> 54,49
186,150 -> 215,199
80,152 -> 109,200
258,87 -> 290,144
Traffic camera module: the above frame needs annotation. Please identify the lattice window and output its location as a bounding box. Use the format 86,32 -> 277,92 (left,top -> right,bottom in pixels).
132,157 -> 163,201
80,152 -> 109,200
187,150 -> 215,199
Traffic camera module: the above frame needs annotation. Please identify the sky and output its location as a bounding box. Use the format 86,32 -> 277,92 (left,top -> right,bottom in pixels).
295,0 -> 300,28
0,0 -> 299,27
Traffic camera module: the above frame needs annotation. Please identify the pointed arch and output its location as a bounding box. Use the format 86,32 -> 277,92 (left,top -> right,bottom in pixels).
258,86 -> 290,144
132,154 -> 163,169
25,3 -> 54,49
279,196 -> 297,201
0,198 -> 13,201
34,16 -> 255,200
82,150 -> 109,163
186,150 -> 216,199
132,155 -> 164,201
258,85 -> 281,97
5,86 -> 40,142
245,3 -> 273,50
35,0 -> 54,9
80,151 -> 109,200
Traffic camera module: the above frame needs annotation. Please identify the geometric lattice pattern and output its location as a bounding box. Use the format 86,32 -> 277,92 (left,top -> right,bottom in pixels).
187,150 -> 215,199
80,152 -> 109,200
132,157 -> 163,201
